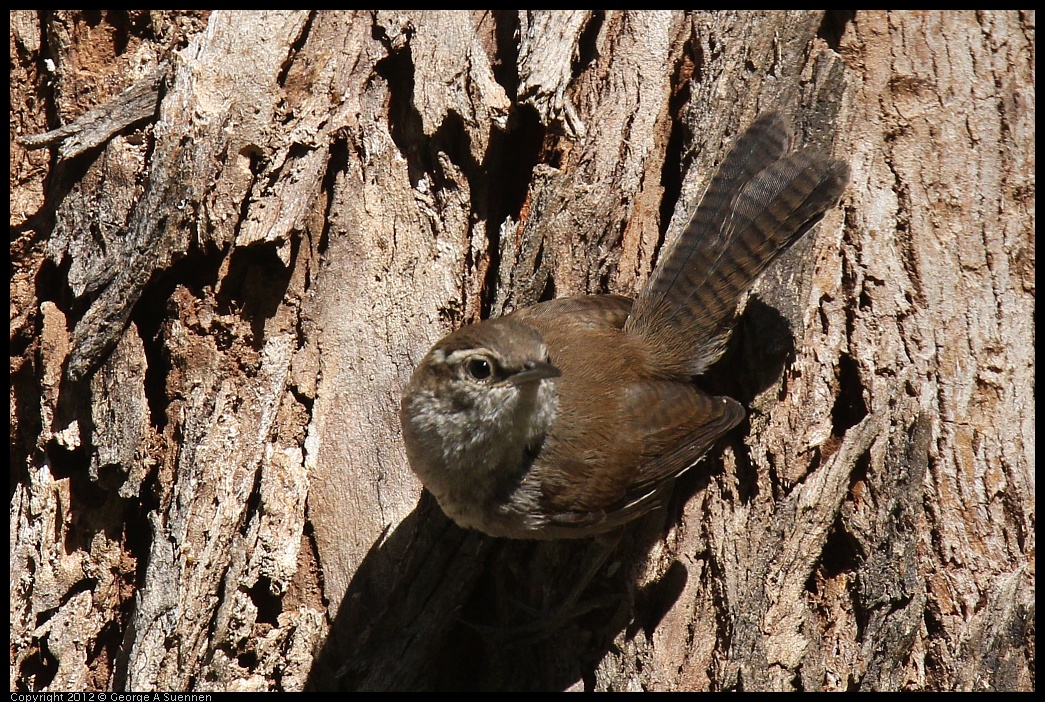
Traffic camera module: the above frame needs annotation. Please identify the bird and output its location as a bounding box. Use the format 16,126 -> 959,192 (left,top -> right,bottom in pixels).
400,111 -> 850,539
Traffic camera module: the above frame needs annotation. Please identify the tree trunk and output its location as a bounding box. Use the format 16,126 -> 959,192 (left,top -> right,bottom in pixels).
10,10 -> 1034,692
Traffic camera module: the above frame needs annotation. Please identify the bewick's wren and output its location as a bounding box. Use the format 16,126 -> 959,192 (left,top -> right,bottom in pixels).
401,112 -> 849,539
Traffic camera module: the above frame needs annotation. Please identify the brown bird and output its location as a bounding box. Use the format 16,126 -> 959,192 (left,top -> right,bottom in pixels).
401,111 -> 849,539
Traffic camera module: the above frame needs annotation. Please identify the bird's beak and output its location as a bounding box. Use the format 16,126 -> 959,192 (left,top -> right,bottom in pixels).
509,360 -> 561,386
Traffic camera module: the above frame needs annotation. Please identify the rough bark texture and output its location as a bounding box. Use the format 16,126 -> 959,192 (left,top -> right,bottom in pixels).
10,10 -> 1034,692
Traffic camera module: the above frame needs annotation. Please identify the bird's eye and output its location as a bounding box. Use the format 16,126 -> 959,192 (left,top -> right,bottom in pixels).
466,357 -> 493,381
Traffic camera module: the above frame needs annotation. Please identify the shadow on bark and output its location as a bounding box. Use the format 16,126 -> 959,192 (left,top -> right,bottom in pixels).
305,299 -> 806,691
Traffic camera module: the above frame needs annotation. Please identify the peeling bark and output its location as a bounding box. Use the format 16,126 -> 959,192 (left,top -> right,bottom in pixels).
10,10 -> 1034,692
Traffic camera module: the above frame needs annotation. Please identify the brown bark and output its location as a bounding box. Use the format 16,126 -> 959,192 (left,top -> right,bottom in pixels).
10,10 -> 1034,692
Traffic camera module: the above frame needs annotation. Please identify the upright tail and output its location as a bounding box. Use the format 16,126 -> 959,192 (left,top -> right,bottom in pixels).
625,111 -> 850,377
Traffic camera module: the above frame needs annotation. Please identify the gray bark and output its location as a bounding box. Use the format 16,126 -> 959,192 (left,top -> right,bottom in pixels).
10,10 -> 1034,691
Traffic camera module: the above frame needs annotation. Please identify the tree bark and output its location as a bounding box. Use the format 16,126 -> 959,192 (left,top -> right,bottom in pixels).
10,10 -> 1034,692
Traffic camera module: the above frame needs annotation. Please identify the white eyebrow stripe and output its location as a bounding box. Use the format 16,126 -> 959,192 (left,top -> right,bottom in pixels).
445,349 -> 482,364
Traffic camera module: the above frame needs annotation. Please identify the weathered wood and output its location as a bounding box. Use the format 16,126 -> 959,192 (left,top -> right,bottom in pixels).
9,10 -> 1034,692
